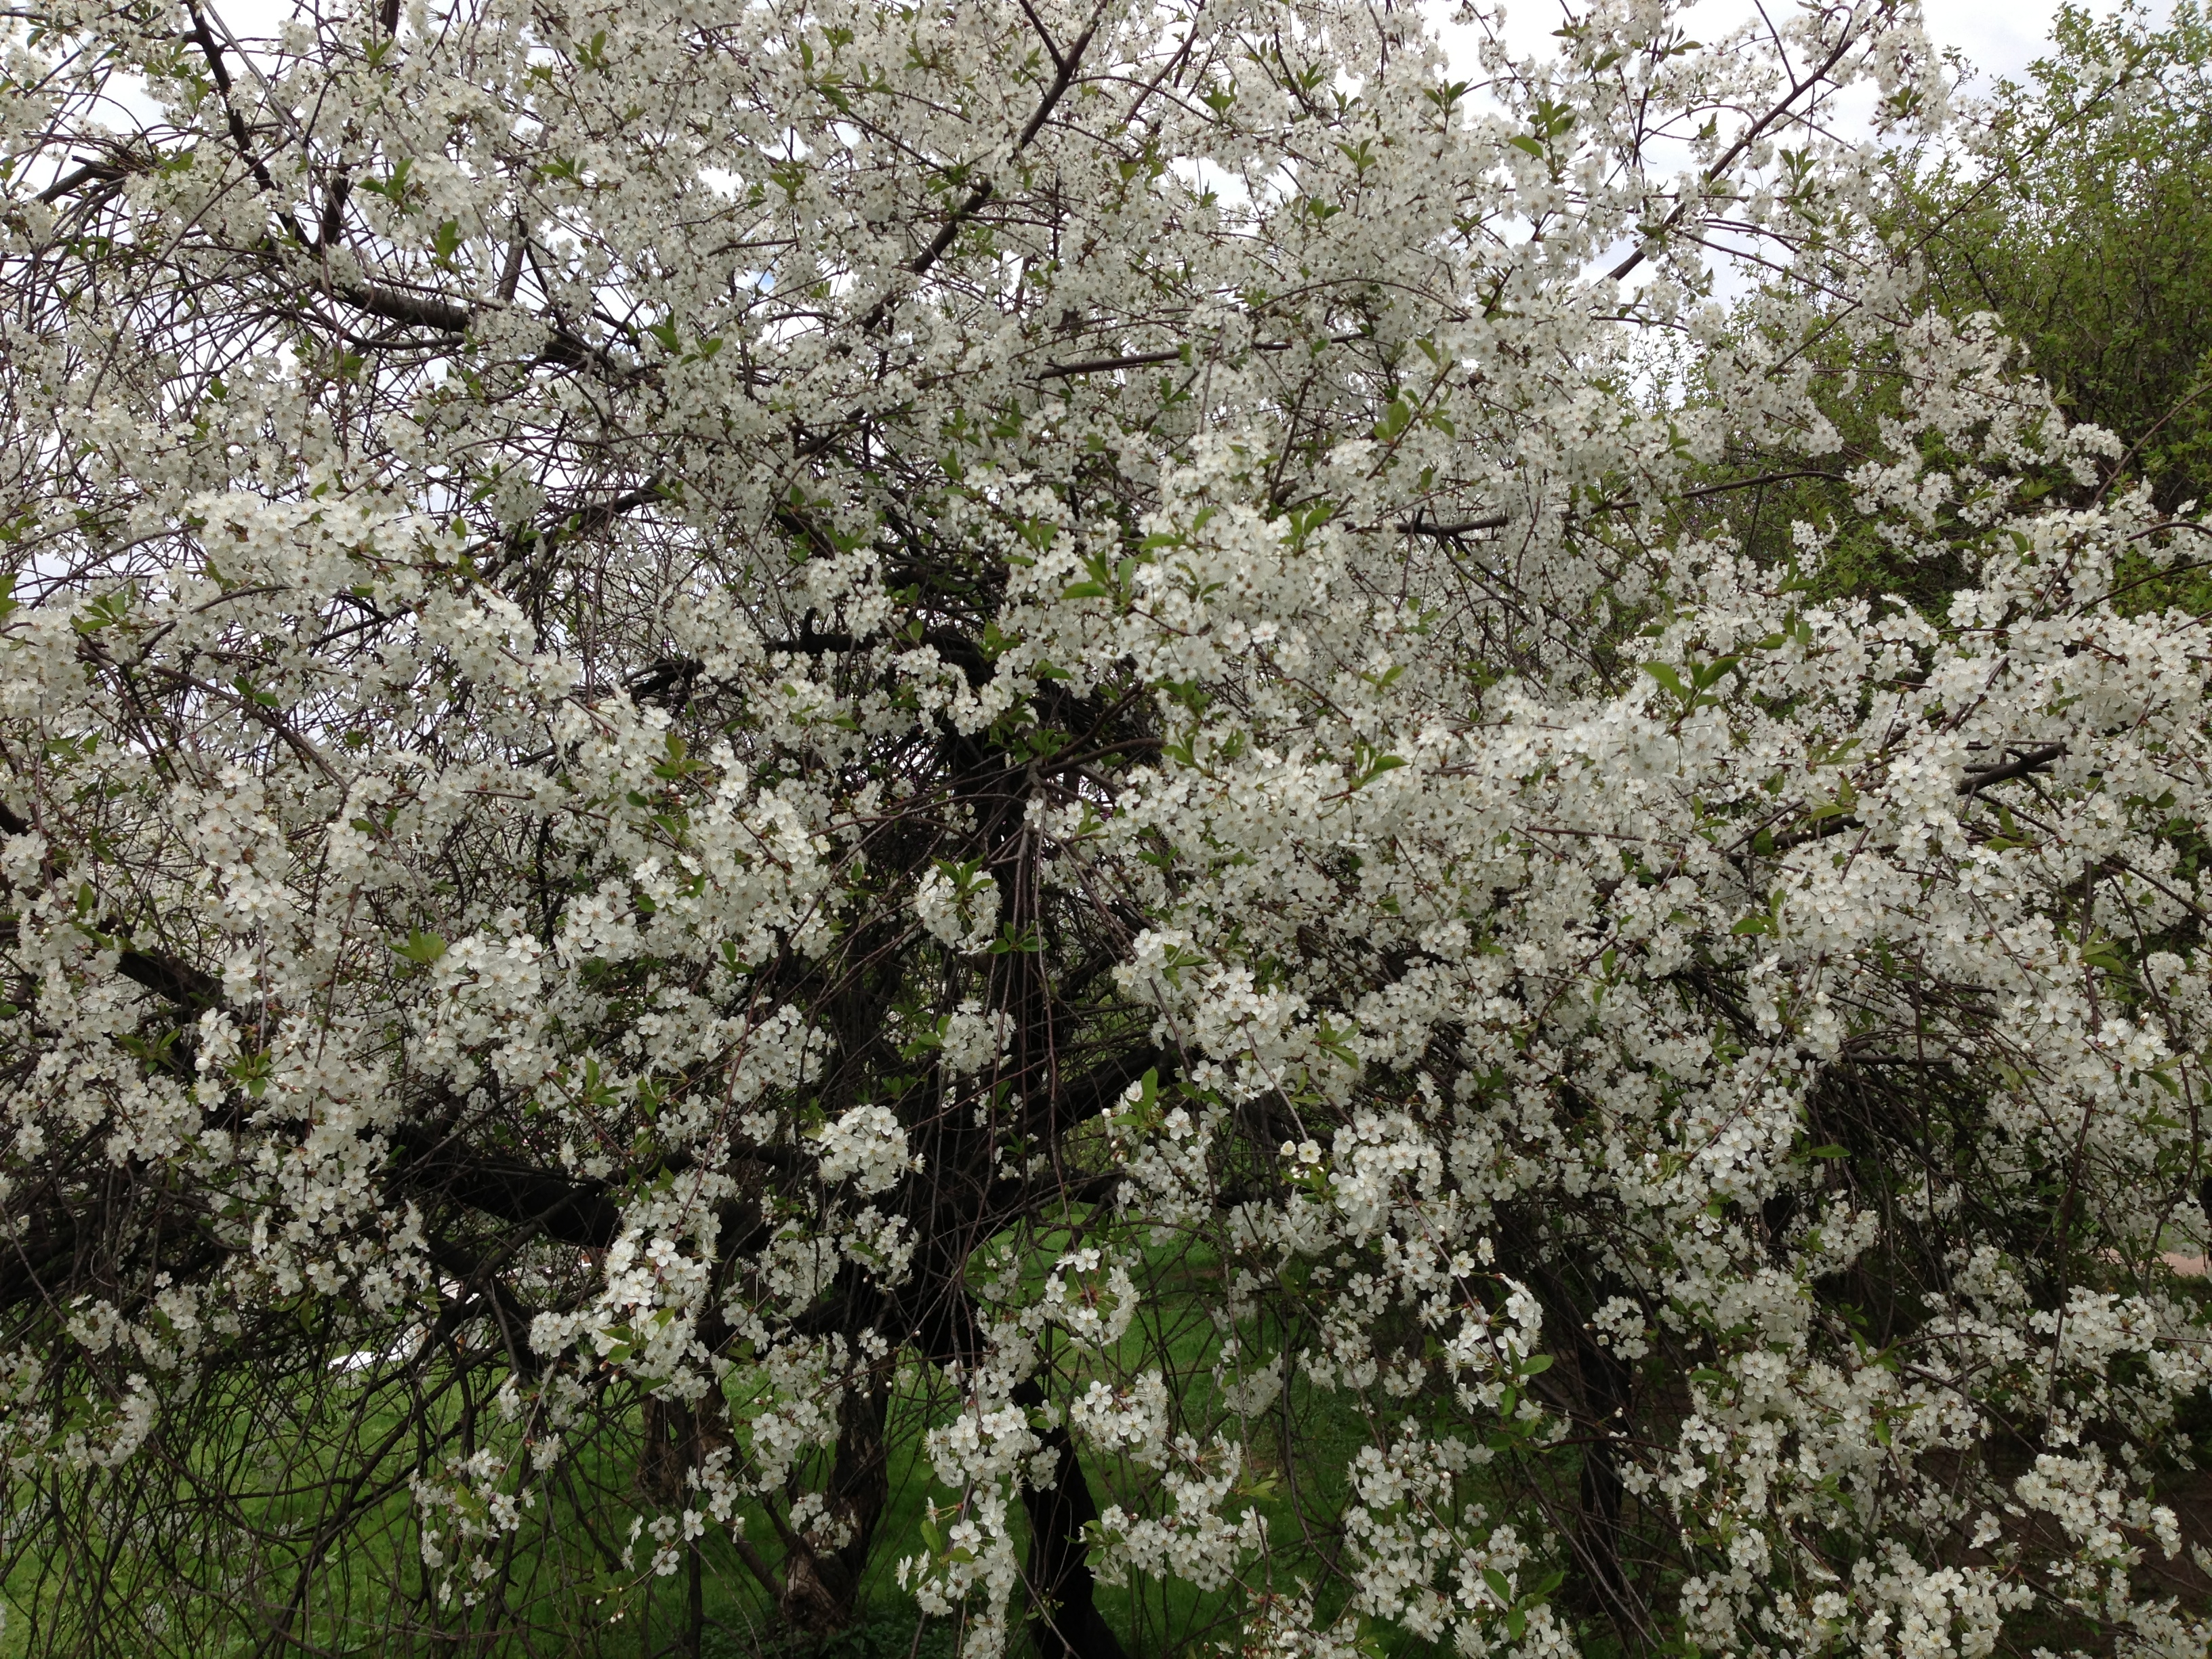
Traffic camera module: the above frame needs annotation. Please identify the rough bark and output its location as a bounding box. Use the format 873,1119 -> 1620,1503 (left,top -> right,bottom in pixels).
779,1378 -> 895,1633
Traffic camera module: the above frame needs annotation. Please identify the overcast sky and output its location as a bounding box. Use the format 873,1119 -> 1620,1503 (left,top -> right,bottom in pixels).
197,0 -> 2139,80
1923,0 -> 2069,82
1464,0 -> 2165,90
192,0 -> 2156,96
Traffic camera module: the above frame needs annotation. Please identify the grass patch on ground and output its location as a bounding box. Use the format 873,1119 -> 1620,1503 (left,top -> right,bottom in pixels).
0,1220 -> 1479,1658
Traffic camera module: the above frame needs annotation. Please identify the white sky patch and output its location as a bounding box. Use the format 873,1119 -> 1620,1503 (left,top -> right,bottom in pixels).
1438,0 -> 2173,92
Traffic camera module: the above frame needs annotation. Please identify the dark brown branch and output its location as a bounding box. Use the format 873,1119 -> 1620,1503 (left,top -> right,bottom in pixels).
1039,345 -> 1188,378
1671,468 -> 1847,502
398,1151 -> 623,1250
1401,511 -> 1509,537
1958,742 -> 2067,797
183,1 -> 289,206
1047,1042 -> 1169,1133
1760,812 -> 1862,856
424,1240 -> 546,1373
1757,743 -> 2068,855
113,947 -> 224,1010
1037,329 -> 1366,380
36,159 -> 126,205
0,802 -> 225,1008
327,279 -> 609,373
175,3 -> 615,377
332,281 -> 470,335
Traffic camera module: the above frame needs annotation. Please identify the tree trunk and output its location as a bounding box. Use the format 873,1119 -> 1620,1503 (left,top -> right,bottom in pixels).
1011,1378 -> 1131,1659
779,1376 -> 893,1633
1557,1295 -> 1643,1641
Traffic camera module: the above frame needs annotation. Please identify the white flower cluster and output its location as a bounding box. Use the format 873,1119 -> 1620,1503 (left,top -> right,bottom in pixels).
814,1104 -> 914,1196
413,1447 -> 534,1607
914,865 -> 999,956
896,1378 -> 1040,1659
1037,1248 -> 1139,1349
1092,1435 -> 1267,1592
1067,1372 -> 1172,1467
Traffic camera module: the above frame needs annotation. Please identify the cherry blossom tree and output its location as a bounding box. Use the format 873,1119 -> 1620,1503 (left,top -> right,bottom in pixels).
5,0 -> 2212,1653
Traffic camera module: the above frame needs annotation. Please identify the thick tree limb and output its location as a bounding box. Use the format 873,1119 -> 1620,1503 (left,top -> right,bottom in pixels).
1958,742 -> 2067,796
326,279 -> 611,373
1038,331 -> 1366,380
36,159 -> 127,205
1400,511 -> 1509,537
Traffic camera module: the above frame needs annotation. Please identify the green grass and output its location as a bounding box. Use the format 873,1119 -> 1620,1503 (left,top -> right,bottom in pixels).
0,1221 -> 1504,1659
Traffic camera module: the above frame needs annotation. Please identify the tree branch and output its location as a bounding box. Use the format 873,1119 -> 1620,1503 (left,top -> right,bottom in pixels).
858,1 -> 1110,333
1400,511 -> 1509,537
1605,20 -> 1866,285
1958,742 -> 2067,797
1756,743 -> 2069,855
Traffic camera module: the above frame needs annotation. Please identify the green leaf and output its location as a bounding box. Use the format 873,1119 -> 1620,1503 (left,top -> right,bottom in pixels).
1371,397 -> 1416,441
1350,752 -> 1406,790
73,590 -> 133,634
394,929 -> 447,966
